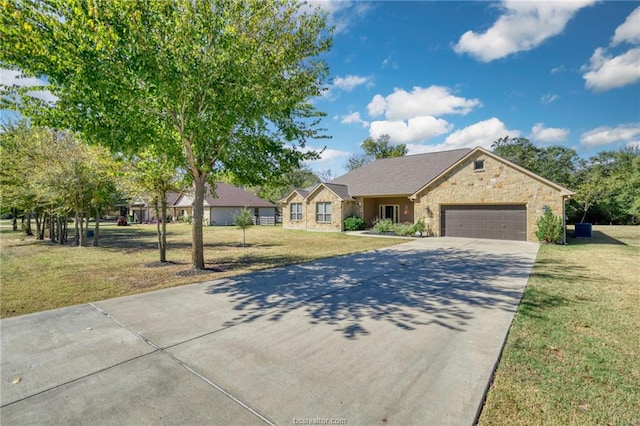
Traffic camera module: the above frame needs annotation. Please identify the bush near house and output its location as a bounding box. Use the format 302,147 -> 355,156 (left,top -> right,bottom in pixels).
536,208 -> 564,243
372,219 -> 427,237
344,216 -> 366,231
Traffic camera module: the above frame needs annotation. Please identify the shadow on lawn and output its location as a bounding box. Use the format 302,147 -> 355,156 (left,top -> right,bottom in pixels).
568,230 -> 627,246
205,247 -> 536,339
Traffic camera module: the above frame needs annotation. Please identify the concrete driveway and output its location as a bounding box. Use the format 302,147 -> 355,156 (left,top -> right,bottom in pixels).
1,237 -> 538,425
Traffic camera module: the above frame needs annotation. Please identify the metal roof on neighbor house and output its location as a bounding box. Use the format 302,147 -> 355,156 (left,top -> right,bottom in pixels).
330,148 -> 471,196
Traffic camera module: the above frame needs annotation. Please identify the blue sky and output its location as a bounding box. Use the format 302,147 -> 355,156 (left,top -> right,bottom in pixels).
304,1 -> 640,176
2,1 -> 638,178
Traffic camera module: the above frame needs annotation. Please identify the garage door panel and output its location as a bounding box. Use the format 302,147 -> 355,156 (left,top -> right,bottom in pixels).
442,205 -> 526,241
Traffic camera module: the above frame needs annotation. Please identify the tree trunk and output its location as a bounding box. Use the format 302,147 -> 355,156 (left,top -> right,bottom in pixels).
12,208 -> 18,231
153,197 -> 167,263
74,210 -> 80,245
24,212 -> 33,236
580,203 -> 590,224
57,215 -> 64,245
50,211 -> 56,243
191,174 -> 206,269
34,211 -> 41,238
92,208 -> 100,247
84,216 -> 90,247
78,214 -> 86,247
38,212 -> 47,240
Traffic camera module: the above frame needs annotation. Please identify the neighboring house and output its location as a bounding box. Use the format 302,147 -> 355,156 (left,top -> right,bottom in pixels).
174,182 -> 277,226
129,192 -> 182,223
281,147 -> 574,242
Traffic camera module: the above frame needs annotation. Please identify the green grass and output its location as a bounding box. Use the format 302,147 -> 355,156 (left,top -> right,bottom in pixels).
0,221 -> 405,318
479,225 -> 640,425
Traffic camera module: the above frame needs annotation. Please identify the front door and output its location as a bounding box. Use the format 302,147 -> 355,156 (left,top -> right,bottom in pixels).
379,205 -> 400,223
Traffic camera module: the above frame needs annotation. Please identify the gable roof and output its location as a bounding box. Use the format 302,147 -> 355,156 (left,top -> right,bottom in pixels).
174,182 -> 275,208
409,147 -> 575,199
280,188 -> 310,204
330,148 -> 471,196
305,182 -> 352,201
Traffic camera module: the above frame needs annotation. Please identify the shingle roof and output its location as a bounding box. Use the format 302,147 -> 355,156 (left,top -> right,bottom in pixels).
330,148 -> 471,196
175,182 -> 275,208
321,183 -> 351,200
204,182 -> 276,208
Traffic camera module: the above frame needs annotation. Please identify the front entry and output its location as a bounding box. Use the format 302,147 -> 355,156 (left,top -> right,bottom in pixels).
379,204 -> 400,223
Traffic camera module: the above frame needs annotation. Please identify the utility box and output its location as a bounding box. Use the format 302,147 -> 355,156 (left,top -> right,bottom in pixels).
575,223 -> 593,238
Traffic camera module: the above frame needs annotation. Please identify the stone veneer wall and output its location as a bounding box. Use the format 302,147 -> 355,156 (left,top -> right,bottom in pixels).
412,152 -> 566,241
282,187 -> 353,231
282,192 -> 307,230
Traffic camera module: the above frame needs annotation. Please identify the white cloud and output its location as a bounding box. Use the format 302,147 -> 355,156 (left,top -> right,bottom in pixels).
367,94 -> 387,117
366,85 -> 481,120
454,1 -> 596,62
530,123 -> 569,143
369,116 -> 451,144
0,68 -> 58,105
582,7 -> 640,92
540,93 -> 559,104
0,69 -> 47,87
338,112 -> 369,128
550,65 -> 566,74
332,75 -> 369,92
400,118 -> 520,154
381,56 -> 398,69
580,123 -> 640,148
302,145 -> 352,166
612,6 -> 640,46
443,117 -> 520,150
308,1 -> 373,35
582,47 -> 640,91
322,74 -> 372,101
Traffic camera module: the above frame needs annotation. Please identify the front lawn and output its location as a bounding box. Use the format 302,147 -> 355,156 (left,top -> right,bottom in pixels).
479,225 -> 640,425
0,221 -> 405,318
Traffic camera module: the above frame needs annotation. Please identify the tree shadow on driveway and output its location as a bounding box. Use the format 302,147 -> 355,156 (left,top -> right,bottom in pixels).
204,246 -> 535,339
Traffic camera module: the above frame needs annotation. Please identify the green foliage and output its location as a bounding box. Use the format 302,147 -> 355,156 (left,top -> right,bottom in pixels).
241,165 -> 320,205
346,134 -> 407,171
344,216 -> 366,231
233,207 -> 254,245
491,136 -> 579,188
1,0 -> 332,269
0,121 -> 121,244
372,218 -> 395,233
373,218 -> 427,236
570,147 -> 640,224
535,208 -> 564,244
392,220 -> 427,236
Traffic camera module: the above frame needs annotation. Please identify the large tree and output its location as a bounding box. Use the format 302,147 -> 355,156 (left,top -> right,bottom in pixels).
1,0 -> 331,269
346,134 -> 407,171
491,136 -> 578,188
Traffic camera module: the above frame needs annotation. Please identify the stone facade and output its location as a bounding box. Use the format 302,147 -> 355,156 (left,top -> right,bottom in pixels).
411,151 -> 567,241
282,186 -> 356,231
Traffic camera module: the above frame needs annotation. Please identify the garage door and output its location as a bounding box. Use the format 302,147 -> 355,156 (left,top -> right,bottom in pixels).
441,205 -> 527,241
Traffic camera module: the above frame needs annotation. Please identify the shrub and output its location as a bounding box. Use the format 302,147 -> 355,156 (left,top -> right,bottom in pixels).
409,219 -> 426,235
233,207 -> 254,245
393,223 -> 411,236
373,218 -> 395,233
535,208 -> 564,243
344,216 -> 366,231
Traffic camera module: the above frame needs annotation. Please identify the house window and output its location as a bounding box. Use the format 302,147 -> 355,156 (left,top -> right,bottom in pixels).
290,203 -> 303,221
474,160 -> 485,171
316,202 -> 331,223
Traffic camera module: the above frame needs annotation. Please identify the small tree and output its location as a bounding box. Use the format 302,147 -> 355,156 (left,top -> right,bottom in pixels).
234,208 -> 254,246
535,208 -> 564,244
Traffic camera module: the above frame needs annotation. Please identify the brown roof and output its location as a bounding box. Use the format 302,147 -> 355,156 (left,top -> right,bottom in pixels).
175,182 -> 275,208
330,148 -> 471,196
205,182 -> 275,207
306,182 -> 352,201
322,183 -> 351,200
